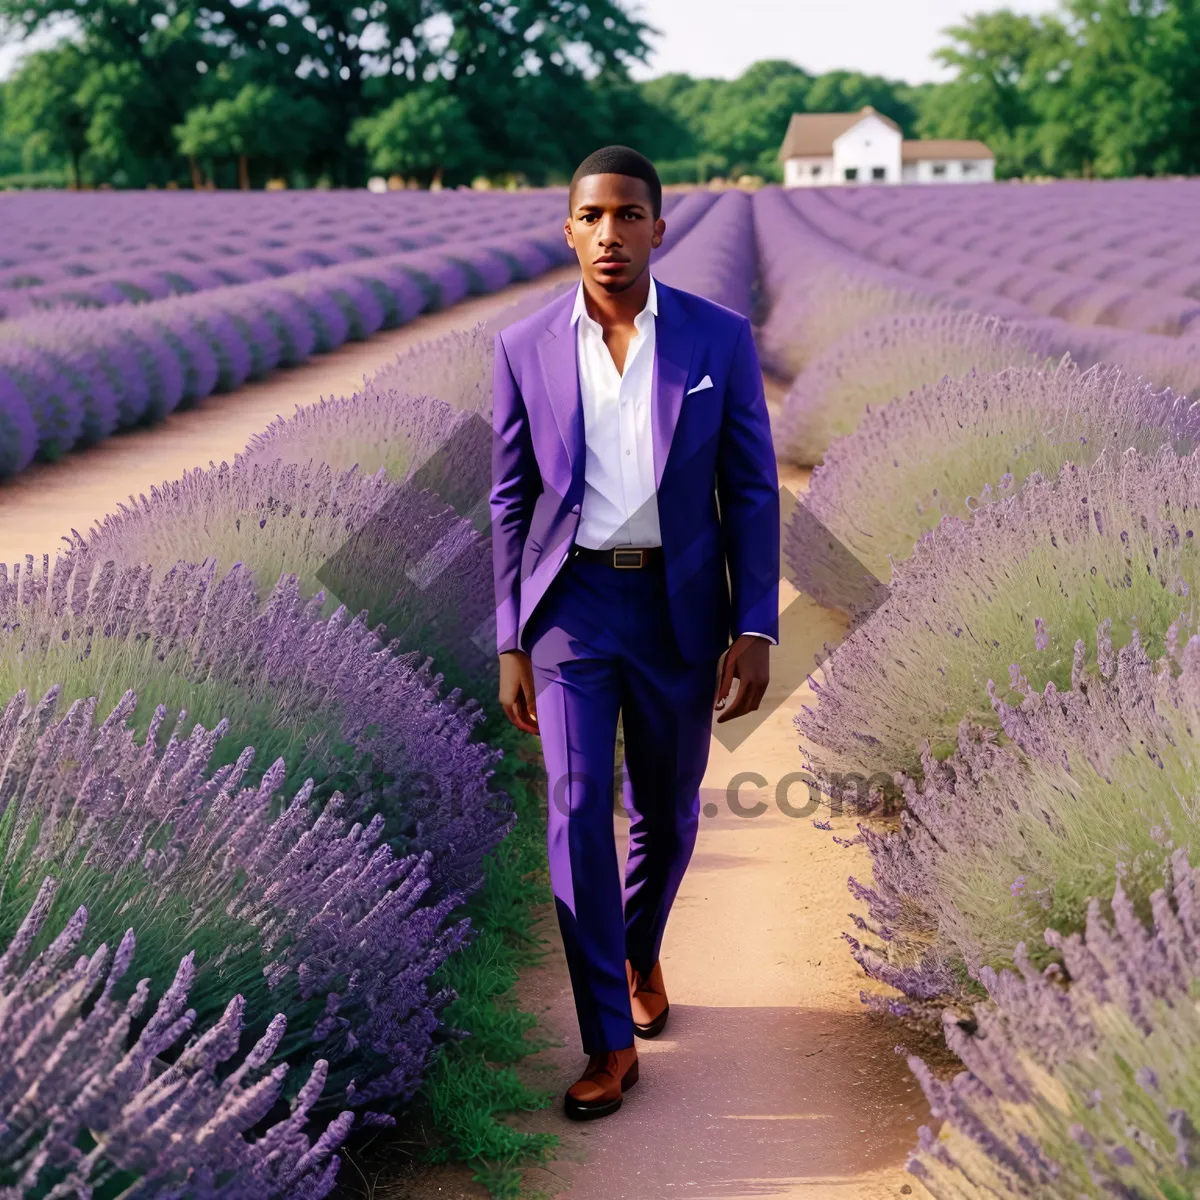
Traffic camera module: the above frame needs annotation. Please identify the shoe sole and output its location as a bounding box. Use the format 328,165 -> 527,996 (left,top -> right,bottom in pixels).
633,1004 -> 669,1039
563,1059 -> 639,1120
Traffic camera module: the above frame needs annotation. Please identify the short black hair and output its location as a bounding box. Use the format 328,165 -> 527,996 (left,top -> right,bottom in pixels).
569,145 -> 662,220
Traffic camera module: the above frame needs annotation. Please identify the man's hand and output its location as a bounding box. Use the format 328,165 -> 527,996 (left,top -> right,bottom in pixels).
499,650 -> 539,735
714,635 -> 770,723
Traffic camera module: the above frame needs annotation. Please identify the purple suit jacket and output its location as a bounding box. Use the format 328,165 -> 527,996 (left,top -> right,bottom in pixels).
489,278 -> 779,665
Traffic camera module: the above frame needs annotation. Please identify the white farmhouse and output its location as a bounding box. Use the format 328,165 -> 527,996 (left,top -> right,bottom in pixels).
779,107 -> 994,187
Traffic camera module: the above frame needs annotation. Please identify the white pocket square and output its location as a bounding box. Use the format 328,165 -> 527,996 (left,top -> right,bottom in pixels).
686,375 -> 714,395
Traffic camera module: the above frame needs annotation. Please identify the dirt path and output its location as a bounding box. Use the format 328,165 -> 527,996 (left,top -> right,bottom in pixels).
0,265 -> 581,565
507,384 -> 932,1200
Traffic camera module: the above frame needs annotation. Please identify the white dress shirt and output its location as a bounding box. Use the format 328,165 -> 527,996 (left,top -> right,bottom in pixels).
572,273 -> 661,549
570,275 -> 776,645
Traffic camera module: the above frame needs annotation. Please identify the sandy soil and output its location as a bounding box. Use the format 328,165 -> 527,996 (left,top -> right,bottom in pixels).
0,265 -> 581,565
2,288 -> 935,1198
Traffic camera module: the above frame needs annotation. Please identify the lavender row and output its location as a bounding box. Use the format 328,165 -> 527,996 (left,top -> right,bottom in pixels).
0,198 -> 579,320
0,189 -> 568,281
751,188 -> 1017,381
836,177 -> 1200,261
654,190 -> 757,317
0,675 -> 475,1112
0,223 -> 573,478
907,847 -> 1200,1196
797,447 -> 1200,789
3,548 -> 512,892
789,188 -> 1200,334
790,358 -> 1200,609
651,189 -> 719,261
759,189 -> 1200,478
0,189 -> 688,300
850,622 -> 1200,1013
0,877 -> 351,1198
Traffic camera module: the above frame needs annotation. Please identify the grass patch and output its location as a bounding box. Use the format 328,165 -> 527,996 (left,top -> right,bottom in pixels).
418,714 -> 559,1196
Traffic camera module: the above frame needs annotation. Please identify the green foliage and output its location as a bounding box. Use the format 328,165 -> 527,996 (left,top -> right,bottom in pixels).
0,169 -> 70,189
419,722 -> 559,1192
7,0 -> 1200,187
917,9 -> 1059,179
351,91 -> 483,185
175,83 -> 327,187
921,0 -> 1200,179
0,0 -> 652,187
637,60 -> 921,181
3,44 -> 91,184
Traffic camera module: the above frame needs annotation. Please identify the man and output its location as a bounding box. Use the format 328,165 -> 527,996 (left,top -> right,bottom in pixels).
489,146 -> 779,1120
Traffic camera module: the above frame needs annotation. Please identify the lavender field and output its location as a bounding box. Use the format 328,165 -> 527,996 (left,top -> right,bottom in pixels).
755,179 -> 1200,1198
3,179 -> 1200,1197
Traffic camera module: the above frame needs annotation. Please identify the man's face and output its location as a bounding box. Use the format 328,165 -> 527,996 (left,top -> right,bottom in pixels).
565,173 -> 665,295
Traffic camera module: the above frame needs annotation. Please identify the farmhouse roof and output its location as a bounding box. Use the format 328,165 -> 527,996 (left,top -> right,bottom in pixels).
901,139 -> 994,162
777,107 -> 901,161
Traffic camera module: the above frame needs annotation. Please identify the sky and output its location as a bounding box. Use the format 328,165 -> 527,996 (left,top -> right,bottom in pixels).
625,0 -> 1058,84
0,1 -> 1059,85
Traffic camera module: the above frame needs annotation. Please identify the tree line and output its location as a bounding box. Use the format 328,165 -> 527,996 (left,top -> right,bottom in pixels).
1,0 -> 1199,190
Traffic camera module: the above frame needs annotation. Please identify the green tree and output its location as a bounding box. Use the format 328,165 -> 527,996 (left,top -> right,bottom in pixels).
350,91 -> 482,187
0,84 -> 23,176
636,61 -> 920,182
804,70 -> 923,135
3,44 -> 91,185
925,0 -> 1200,179
1048,0 -> 1200,177
175,84 -> 326,188
705,61 -> 813,178
920,10 -> 1068,178
0,0 -> 653,186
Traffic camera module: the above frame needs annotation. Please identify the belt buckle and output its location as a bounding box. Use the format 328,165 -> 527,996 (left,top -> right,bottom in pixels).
613,548 -> 644,569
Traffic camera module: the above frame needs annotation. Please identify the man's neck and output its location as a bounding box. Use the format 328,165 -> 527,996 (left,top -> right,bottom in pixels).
581,268 -> 651,332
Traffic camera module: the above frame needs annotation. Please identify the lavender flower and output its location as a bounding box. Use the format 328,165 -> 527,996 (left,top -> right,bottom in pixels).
0,885 -> 353,1197
790,360 -> 1200,607
654,191 -> 757,316
0,554 -> 512,889
0,197 -> 575,479
907,849 -> 1200,1197
777,309 -> 1048,466
799,447 -> 1200,788
849,625 -> 1200,1018
0,684 -> 475,1111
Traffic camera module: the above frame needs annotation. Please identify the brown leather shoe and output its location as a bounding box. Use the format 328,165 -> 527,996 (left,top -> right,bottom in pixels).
563,1046 -> 639,1120
626,959 -> 670,1038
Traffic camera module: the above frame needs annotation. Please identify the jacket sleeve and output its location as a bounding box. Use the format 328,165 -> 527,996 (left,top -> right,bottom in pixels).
716,317 -> 780,644
490,331 -> 540,654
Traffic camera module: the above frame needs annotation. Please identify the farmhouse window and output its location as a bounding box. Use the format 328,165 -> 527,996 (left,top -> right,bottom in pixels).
844,167 -> 858,181
871,167 -> 886,180
932,163 -> 947,178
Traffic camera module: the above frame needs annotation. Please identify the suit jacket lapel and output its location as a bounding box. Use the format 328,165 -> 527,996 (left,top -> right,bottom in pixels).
536,303 -> 582,495
651,281 -> 696,490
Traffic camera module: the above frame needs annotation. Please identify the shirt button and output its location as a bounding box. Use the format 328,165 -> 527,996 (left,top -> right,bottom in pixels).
625,449 -> 631,456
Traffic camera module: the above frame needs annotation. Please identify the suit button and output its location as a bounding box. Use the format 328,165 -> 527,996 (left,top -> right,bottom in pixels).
571,504 -> 581,514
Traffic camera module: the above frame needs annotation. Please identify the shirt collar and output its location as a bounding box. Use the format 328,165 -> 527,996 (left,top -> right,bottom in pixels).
570,273 -> 658,328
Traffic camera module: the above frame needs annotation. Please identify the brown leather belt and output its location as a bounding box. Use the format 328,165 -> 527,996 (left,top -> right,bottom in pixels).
570,545 -> 664,569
